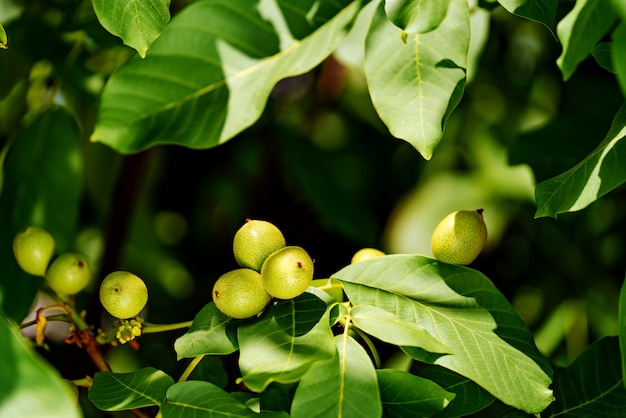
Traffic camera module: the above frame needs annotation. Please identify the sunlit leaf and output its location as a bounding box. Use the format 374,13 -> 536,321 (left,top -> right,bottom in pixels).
384,0 -> 451,33
377,369 -> 455,417
92,0 -> 171,58
291,334 -> 381,418
92,0 -> 361,153
556,0 -> 617,80
174,302 -> 238,359
0,313 -> 80,418
161,380 -> 289,417
497,0 -> 558,34
535,102 -> 626,218
350,304 -> 451,354
89,367 -> 174,410
544,336 -> 626,417
334,254 -> 554,414
238,293 -> 335,392
364,0 -> 468,160
0,107 -> 82,321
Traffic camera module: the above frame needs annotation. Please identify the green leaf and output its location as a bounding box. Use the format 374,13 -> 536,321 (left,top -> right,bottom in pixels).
497,0 -> 558,34
350,304 -> 451,354
377,369 -> 455,417
0,23 -> 7,49
161,380 -> 289,417
384,0 -> 451,33
174,302 -> 238,359
92,0 -> 361,153
0,106 -> 82,321
419,365 -> 495,417
291,334 -> 382,418
92,0 -> 171,58
0,313 -> 80,418
556,0 -> 617,80
544,336 -> 626,417
613,22 -> 626,98
238,292 -> 335,392
592,42 -> 615,73
88,367 -> 174,410
534,102 -> 626,218
334,254 -> 554,414
364,0 -> 468,160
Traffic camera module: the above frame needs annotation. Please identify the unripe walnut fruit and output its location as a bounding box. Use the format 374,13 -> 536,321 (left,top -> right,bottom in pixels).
233,219 -> 286,272
46,253 -> 92,295
351,248 -> 385,264
261,246 -> 314,300
12,226 -> 56,276
431,209 -> 487,265
212,268 -> 271,319
99,271 -> 148,319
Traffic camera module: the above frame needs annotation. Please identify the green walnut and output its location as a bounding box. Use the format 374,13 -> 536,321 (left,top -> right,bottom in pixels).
99,271 -> 148,319
261,246 -> 314,300
233,219 -> 286,272
12,226 -> 56,276
212,268 -> 271,319
46,253 -> 92,295
351,248 -> 385,264
431,209 -> 487,265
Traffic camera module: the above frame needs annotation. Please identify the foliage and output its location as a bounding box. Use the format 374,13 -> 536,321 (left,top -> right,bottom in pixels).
1,0 -> 626,417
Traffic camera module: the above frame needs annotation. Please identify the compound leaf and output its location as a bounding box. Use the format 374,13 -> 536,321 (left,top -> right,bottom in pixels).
333,254 -> 554,414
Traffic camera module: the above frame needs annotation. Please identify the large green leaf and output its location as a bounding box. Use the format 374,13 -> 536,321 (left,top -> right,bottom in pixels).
544,336 -> 626,417
0,107 -> 82,321
377,369 -> 455,417
92,0 -> 171,57
497,0 -> 558,34
556,0 -> 617,80
89,367 -> 174,411
364,0 -> 468,160
333,254 -> 554,414
174,302 -> 238,359
238,292 -> 335,392
291,334 -> 382,418
0,313 -> 81,418
384,0 -> 451,33
91,0 -> 361,153
161,380 -> 289,417
534,102 -> 626,218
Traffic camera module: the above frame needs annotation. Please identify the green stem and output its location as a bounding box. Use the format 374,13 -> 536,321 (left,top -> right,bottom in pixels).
353,327 -> 382,369
178,355 -> 205,383
142,321 -> 193,333
20,313 -> 69,329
